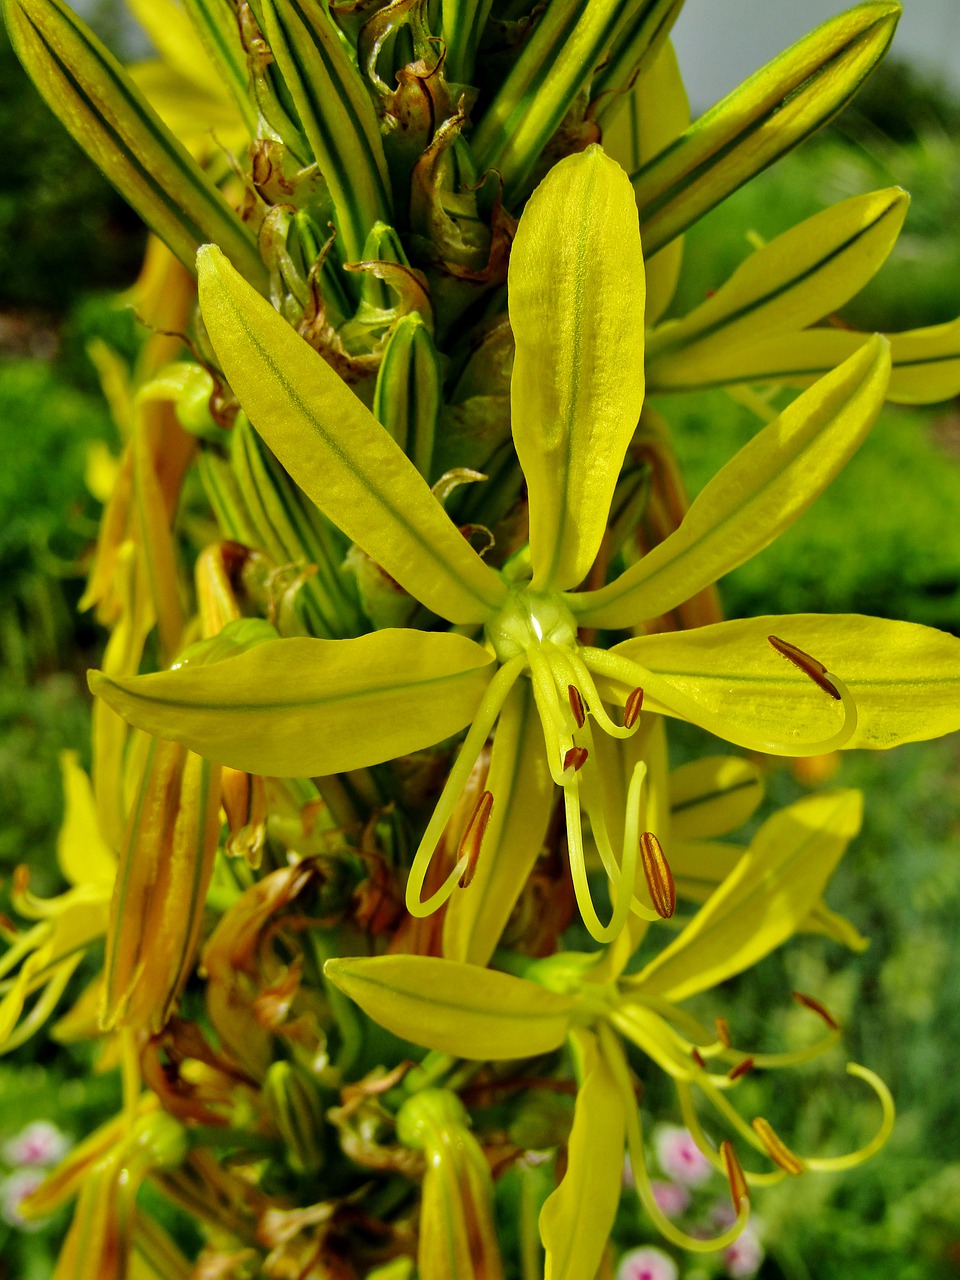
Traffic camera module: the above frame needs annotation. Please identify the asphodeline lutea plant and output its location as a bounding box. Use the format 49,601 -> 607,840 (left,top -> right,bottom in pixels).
91,146 -> 960,948
324,788 -> 893,1278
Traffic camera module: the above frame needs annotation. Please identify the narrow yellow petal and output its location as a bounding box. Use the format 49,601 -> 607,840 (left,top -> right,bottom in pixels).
614,613 -> 960,750
89,631 -> 495,778
510,146 -> 645,592
574,336 -> 890,628
668,755 -> 764,841
324,956 -> 575,1059
57,752 -> 115,886
630,790 -> 863,1002
198,246 -> 506,625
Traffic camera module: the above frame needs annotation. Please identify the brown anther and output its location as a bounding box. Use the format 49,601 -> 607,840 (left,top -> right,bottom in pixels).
752,1117 -> 805,1176
690,1047 -> 706,1070
458,791 -> 494,888
623,687 -> 644,729
728,1056 -> 755,1081
637,832 -> 675,918
563,746 -> 589,773
721,1140 -> 750,1210
768,635 -> 841,700
715,1017 -> 732,1048
567,684 -> 586,729
792,990 -> 840,1031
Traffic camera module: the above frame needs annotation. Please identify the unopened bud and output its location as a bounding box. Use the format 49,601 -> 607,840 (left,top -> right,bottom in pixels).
264,1062 -> 327,1175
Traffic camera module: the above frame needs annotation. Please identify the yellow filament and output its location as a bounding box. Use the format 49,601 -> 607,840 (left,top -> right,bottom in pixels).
564,648 -> 640,740
803,1064 -> 895,1172
599,1025 -> 751,1252
582,647 -> 859,758
404,656 -> 525,918
676,1082 -> 786,1188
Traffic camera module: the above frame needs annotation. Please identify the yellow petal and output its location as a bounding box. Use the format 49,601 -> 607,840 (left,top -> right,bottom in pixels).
57,751 -> 115,887
668,755 -> 764,841
89,630 -> 495,778
574,336 -> 890,628
324,956 -> 575,1059
646,186 -> 908,366
614,613 -> 960,750
442,680 -> 554,967
630,789 -> 863,1001
509,146 -> 645,592
198,246 -> 505,624
541,1027 -> 625,1280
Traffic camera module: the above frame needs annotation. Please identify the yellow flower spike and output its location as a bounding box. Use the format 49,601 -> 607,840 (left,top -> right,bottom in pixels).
397,1089 -> 505,1280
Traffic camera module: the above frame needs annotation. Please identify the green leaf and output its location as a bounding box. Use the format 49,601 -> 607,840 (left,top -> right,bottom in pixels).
4,0 -> 267,290
540,1028 -> 625,1280
646,186 -> 908,373
668,756 -> 764,841
324,956 -> 576,1059
573,336 -> 890,628
198,246 -> 508,625
260,0 -> 391,264
633,2 -> 901,255
88,630 -> 495,777
628,790 -> 862,1001
613,613 -> 960,750
510,147 -> 645,593
442,680 -> 555,967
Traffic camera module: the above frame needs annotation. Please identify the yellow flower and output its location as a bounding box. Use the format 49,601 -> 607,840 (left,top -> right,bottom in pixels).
324,788 -> 893,1279
89,146 -> 960,946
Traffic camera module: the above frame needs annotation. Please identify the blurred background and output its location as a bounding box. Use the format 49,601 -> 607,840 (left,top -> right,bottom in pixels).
0,3 -> 958,1278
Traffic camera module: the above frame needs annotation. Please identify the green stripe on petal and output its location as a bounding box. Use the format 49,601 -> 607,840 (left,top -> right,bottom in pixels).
88,631 -> 495,777
198,246 -> 508,624
4,0 -> 266,289
613,613 -> 960,750
573,336 -> 890,628
442,680 -> 555,968
646,187 -> 908,365
668,756 -> 764,841
633,2 -> 901,255
540,1027 -> 625,1280
323,956 -> 575,1059
629,790 -> 862,1002
510,147 -> 645,593
647,318 -> 960,406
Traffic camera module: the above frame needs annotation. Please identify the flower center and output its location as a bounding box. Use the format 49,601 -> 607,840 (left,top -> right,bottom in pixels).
485,587 -> 578,663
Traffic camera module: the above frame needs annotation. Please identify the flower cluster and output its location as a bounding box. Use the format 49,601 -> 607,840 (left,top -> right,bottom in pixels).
2,0 -> 959,1276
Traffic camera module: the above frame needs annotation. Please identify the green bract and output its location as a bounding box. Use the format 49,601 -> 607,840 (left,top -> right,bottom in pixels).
90,147 -> 960,950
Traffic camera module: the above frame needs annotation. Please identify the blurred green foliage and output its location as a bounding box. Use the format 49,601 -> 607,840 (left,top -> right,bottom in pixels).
0,20 -> 145,313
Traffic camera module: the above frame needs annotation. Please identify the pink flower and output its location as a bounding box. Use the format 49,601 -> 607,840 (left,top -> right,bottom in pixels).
653,1125 -> 713,1187
617,1245 -> 679,1280
724,1224 -> 764,1278
2,1121 -> 69,1168
0,1168 -> 47,1231
651,1179 -> 691,1219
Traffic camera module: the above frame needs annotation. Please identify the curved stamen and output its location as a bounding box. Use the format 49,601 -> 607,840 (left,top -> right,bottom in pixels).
527,647 -> 574,786
581,646 -> 859,757
405,656 -> 525,918
579,754 -> 660,926
565,649 -> 640,740
676,1082 -> 787,1188
563,777 -> 626,945
599,1025 -> 751,1251
803,1064 -> 895,1172
752,1118 -> 805,1175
